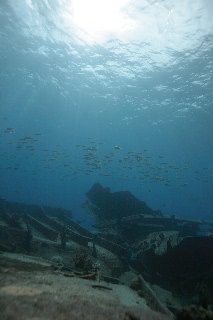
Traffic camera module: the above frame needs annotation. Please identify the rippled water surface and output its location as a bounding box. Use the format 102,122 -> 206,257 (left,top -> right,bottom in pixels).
0,0 -> 213,223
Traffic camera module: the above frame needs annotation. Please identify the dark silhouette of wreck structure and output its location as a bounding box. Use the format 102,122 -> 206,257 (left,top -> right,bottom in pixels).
84,182 -> 213,303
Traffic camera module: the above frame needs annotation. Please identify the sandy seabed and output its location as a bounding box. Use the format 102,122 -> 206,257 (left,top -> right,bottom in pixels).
0,252 -> 172,320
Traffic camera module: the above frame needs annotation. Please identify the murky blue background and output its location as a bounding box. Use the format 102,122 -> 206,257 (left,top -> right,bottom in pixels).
0,0 -> 213,226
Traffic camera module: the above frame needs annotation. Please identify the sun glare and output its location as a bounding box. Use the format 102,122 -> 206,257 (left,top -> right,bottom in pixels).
71,0 -> 134,42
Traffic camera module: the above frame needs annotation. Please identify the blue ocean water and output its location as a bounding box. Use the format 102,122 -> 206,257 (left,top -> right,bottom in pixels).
0,0 -> 213,227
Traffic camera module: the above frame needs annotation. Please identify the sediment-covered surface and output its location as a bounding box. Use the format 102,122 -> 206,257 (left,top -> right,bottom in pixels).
0,253 -> 171,320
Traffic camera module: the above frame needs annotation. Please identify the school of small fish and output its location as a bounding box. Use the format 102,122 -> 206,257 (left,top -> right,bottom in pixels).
1,127 -> 213,187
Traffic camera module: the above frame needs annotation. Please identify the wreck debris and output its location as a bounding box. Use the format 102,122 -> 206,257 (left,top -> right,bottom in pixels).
195,282 -> 209,309
93,214 -> 202,236
56,212 -> 93,239
137,274 -> 174,318
136,234 -> 213,296
0,225 -> 29,253
39,206 -> 92,246
84,183 -> 212,243
23,210 -> 33,252
0,202 -> 22,229
64,272 -> 97,280
176,305 -> 213,320
84,183 -> 213,247
27,213 -> 58,241
91,285 -> 112,290
82,183 -> 213,306
136,231 -> 181,257
1,190 -> 213,315
93,234 -> 127,256
73,251 -> 95,272
60,224 -> 67,249
86,182 -> 155,220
